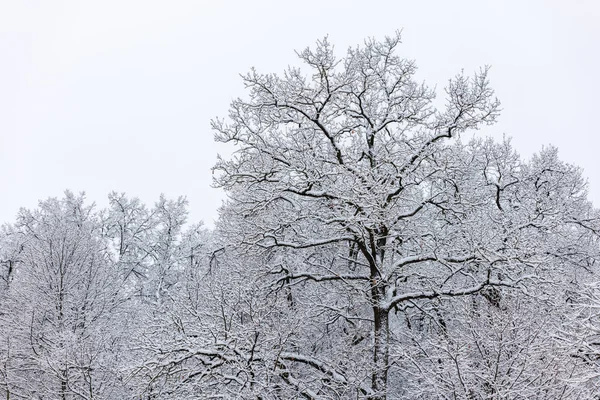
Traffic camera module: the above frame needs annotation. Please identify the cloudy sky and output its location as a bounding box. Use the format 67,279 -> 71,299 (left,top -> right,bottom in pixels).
1,0 -> 598,227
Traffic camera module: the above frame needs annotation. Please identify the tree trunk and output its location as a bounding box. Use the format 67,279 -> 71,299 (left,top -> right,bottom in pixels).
372,300 -> 390,399
61,376 -> 67,400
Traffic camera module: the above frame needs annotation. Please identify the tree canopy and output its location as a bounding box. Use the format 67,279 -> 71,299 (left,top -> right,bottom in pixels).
1,33 -> 599,399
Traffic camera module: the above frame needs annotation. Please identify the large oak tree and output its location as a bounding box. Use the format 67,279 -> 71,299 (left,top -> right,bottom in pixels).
211,33 -> 600,399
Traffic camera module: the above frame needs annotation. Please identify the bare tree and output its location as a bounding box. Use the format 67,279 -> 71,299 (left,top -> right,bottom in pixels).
0,192 -> 127,399
210,33 -> 600,398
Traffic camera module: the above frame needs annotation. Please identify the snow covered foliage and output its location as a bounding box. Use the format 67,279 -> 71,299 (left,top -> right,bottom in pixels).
208,32 -> 600,399
0,33 -> 599,399
0,193 -> 127,399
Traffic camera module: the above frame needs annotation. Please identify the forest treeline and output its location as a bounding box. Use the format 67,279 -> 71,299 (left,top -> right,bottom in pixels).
1,33 -> 600,399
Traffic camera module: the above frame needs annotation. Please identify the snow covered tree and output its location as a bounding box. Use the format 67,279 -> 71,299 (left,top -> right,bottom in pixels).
0,192 -> 212,399
126,224 -> 218,398
101,192 -> 189,305
0,33 -> 597,400
0,192 -> 128,399
0,224 -> 27,398
210,33 -> 600,399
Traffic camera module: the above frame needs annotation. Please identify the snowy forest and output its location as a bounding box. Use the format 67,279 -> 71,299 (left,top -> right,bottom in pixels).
2,33 -> 600,399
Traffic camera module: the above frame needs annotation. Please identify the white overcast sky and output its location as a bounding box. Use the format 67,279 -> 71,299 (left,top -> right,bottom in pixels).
1,0 -> 599,227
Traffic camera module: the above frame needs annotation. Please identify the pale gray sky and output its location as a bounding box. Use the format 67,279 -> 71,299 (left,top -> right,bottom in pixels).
1,0 -> 598,227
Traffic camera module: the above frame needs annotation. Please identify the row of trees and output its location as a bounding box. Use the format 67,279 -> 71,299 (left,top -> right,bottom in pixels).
0,192 -> 210,398
1,33 -> 600,398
